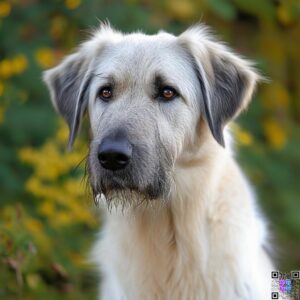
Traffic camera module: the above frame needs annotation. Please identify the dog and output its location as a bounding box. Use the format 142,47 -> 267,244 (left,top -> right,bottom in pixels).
43,23 -> 274,300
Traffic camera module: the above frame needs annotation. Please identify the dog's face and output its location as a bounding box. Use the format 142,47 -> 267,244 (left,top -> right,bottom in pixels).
44,25 -> 259,203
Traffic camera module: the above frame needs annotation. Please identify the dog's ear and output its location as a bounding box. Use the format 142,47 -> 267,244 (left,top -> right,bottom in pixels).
43,23 -> 121,149
180,25 -> 260,146
43,51 -> 93,149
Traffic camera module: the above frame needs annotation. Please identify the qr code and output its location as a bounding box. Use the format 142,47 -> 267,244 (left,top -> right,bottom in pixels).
271,271 -> 300,299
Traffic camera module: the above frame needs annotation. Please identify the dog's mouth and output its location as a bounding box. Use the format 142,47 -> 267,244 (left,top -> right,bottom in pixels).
88,167 -> 172,208
91,175 -> 164,204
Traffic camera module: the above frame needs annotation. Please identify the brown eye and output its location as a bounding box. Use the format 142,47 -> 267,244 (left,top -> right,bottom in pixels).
160,87 -> 178,101
98,87 -> 112,101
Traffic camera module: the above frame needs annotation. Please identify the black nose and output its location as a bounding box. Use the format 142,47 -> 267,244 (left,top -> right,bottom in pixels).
98,135 -> 132,171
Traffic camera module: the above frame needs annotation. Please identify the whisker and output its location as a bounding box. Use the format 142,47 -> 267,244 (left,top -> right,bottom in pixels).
71,154 -> 89,175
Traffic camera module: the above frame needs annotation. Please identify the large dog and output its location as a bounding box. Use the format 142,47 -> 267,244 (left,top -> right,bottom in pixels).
44,24 -> 273,300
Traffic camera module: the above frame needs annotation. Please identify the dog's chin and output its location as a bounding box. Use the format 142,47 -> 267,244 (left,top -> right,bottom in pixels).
102,189 -> 152,208
90,177 -> 171,209
88,160 -> 173,208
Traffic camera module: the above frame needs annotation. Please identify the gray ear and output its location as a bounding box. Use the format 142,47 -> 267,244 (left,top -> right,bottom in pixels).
196,54 -> 258,146
43,52 -> 92,149
180,26 -> 259,146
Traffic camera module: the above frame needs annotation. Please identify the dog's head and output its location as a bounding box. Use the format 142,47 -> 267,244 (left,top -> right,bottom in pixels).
43,24 -> 259,203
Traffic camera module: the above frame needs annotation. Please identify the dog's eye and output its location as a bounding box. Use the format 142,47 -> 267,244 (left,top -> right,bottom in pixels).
160,87 -> 178,101
98,87 -> 112,102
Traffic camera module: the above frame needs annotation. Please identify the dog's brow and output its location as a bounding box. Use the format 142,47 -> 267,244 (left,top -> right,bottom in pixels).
153,74 -> 178,90
154,74 -> 166,88
93,73 -> 115,85
93,73 -> 111,80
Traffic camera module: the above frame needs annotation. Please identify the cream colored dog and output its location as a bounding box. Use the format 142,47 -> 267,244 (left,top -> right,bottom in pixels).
44,24 -> 274,300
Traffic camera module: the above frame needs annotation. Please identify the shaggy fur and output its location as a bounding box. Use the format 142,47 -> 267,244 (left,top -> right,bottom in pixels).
44,24 -> 274,300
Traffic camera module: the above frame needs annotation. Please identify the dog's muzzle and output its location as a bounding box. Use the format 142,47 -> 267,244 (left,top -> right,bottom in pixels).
88,128 -> 172,202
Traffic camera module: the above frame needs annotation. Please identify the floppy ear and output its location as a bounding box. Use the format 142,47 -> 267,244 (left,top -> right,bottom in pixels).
43,23 -> 122,149
180,26 -> 260,146
43,52 -> 93,149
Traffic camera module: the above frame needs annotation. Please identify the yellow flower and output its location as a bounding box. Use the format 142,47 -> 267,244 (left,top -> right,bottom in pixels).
38,201 -> 55,218
236,130 -> 253,146
263,118 -> 287,149
0,80 -> 4,96
24,218 -> 43,235
63,178 -> 85,198
65,0 -> 81,10
231,124 -> 253,146
19,147 -> 35,163
26,273 -> 41,290
167,0 -> 194,21
56,121 -> 69,143
0,55 -> 28,78
11,54 -> 28,74
69,252 -> 85,266
1,206 -> 16,229
24,216 -> 51,253
0,59 -> 13,79
0,106 -> 5,125
50,15 -> 67,39
277,3 -> 293,26
0,1 -> 11,18
53,211 -> 73,227
26,177 -> 44,196
262,82 -> 289,110
35,48 -> 56,69
18,121 -> 96,232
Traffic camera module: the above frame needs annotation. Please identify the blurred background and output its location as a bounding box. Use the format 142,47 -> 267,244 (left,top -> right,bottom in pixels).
0,0 -> 300,299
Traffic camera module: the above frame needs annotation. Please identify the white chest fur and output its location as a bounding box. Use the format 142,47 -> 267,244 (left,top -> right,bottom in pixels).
92,153 -> 273,300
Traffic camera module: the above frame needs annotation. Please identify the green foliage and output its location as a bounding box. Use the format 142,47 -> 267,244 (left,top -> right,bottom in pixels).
0,0 -> 300,298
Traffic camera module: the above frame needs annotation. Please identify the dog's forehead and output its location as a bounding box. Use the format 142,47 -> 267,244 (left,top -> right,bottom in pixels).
93,32 -> 193,80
